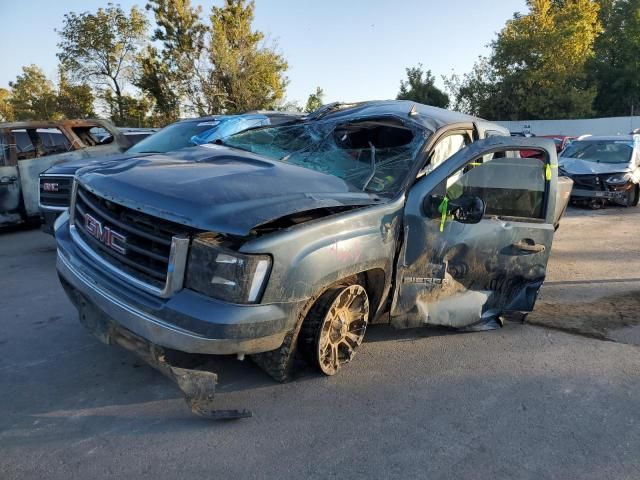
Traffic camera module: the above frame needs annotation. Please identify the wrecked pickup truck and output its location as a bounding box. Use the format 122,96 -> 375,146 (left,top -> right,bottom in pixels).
55,100 -> 568,417
1,119 -> 131,228
39,112 -> 299,234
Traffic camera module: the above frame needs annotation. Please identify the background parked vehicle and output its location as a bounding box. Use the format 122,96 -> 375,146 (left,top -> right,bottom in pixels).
93,127 -> 160,146
520,135 -> 575,158
54,100 -> 568,416
0,119 -> 130,228
38,112 -> 300,234
559,135 -> 640,208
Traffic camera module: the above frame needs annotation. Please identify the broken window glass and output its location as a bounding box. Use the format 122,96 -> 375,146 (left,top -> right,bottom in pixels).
225,117 -> 431,195
36,128 -> 71,155
12,130 -> 35,160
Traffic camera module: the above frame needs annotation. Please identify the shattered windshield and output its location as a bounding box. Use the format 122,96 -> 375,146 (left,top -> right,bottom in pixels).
224,117 -> 430,194
561,140 -> 633,164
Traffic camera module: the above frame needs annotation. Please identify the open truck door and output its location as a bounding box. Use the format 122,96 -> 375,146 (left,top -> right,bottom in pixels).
391,136 -> 559,329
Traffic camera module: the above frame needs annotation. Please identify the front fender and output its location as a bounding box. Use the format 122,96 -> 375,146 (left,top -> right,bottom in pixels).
242,199 -> 404,305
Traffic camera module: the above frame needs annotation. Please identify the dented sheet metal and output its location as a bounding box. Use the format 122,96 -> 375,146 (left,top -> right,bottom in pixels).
78,146 -> 382,236
391,136 -> 558,329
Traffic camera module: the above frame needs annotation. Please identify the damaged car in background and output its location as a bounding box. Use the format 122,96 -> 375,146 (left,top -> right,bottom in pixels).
39,112 -> 299,234
54,100 -> 569,418
559,135 -> 640,208
0,119 -> 131,228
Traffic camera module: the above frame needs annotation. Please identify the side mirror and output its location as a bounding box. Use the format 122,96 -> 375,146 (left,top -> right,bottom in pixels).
423,194 -> 485,225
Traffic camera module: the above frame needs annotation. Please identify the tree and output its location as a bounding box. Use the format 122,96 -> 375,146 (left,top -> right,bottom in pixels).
8,65 -> 59,121
57,4 -> 148,124
589,0 -> 640,116
103,90 -> 154,127
449,0 -> 601,120
57,67 -> 95,119
207,0 -> 288,113
0,88 -> 14,122
397,65 -> 449,108
137,0 -> 209,120
304,87 -> 324,113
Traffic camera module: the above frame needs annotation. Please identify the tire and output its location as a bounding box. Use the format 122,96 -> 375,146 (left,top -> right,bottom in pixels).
250,328 -> 300,383
299,281 -> 370,376
500,311 -> 528,323
628,185 -> 639,207
251,288 -> 326,382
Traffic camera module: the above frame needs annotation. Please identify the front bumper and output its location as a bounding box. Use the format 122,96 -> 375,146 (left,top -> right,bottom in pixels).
56,215 -> 300,356
40,207 -> 64,235
570,188 -> 628,200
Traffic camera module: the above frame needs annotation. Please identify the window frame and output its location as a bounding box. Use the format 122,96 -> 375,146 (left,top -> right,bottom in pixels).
441,146 -> 552,224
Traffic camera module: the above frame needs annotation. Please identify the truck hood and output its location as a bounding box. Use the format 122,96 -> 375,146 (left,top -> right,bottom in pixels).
558,157 -> 631,175
77,144 -> 381,236
43,147 -> 154,175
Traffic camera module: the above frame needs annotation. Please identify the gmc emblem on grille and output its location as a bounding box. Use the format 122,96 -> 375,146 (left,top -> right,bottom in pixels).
42,182 -> 59,192
84,213 -> 127,255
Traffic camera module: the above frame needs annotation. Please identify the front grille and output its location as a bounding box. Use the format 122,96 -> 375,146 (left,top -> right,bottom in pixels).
570,174 -> 606,192
72,184 -> 194,286
39,176 -> 73,208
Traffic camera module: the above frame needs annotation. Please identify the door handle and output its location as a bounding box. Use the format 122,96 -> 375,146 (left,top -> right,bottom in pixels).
0,175 -> 17,185
511,239 -> 546,253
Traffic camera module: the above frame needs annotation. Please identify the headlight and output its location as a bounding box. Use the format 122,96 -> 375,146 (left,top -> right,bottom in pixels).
185,234 -> 271,304
605,173 -> 631,185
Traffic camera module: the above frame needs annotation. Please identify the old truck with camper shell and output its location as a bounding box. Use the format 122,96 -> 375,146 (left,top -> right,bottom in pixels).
39,112 -> 299,234
0,119 -> 131,228
54,101 -> 570,417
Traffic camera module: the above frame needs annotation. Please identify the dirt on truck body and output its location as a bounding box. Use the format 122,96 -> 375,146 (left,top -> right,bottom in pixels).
54,100 -> 571,417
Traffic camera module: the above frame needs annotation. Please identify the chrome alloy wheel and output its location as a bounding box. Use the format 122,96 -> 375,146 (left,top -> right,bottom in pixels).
316,285 -> 369,376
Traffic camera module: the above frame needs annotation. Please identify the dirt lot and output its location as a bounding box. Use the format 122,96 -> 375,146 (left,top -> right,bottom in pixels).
1,206 -> 639,480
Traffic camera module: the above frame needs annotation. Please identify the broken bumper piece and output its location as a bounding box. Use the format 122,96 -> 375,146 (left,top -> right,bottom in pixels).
60,277 -> 251,419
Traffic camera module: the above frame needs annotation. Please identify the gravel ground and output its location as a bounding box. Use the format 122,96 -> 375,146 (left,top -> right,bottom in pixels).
0,206 -> 638,480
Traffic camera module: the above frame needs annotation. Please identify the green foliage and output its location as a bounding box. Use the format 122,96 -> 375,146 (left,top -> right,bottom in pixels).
102,90 -> 155,127
8,65 -> 59,121
449,0 -> 601,120
305,87 -> 324,113
137,0 -> 208,120
589,0 -> 640,116
272,99 -> 303,112
397,65 -> 449,108
207,0 -> 288,113
57,4 -> 149,124
57,67 -> 95,119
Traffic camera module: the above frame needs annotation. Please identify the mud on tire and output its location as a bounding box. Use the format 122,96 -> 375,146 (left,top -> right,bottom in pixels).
298,279 -> 369,376
250,329 -> 301,383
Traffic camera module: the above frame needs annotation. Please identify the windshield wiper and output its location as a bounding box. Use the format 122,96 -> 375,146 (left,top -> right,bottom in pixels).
362,141 -> 377,191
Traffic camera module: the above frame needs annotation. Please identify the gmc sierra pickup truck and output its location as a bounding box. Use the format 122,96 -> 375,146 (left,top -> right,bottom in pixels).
55,101 -> 570,417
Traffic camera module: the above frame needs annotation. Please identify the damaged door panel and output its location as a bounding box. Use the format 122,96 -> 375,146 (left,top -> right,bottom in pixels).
391,137 -> 557,329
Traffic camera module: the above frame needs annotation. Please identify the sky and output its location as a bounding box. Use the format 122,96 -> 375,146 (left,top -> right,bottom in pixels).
0,0 -> 527,105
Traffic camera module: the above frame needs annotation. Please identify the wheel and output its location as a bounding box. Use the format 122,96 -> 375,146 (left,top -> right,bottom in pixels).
626,185 -> 639,207
300,283 -> 369,376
